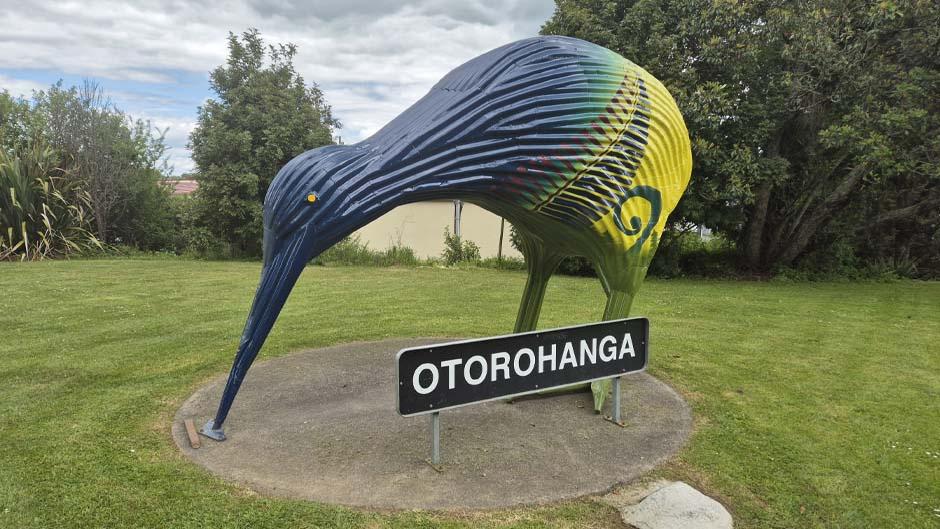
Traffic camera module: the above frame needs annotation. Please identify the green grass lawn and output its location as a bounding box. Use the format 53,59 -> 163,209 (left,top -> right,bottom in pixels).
1,259 -> 938,529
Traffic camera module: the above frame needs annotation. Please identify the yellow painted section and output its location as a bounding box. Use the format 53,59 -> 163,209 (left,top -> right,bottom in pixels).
591,67 -> 692,257
638,70 -> 693,215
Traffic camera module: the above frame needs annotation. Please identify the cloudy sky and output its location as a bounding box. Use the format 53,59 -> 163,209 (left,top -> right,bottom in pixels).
0,0 -> 557,174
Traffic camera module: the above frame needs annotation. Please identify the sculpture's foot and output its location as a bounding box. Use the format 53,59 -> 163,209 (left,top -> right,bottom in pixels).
199,420 -> 226,442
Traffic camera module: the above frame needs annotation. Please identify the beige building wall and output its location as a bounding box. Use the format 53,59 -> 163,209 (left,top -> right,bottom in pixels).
353,200 -> 522,259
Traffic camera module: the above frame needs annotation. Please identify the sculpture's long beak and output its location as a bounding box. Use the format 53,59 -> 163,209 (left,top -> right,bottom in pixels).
200,226 -> 312,440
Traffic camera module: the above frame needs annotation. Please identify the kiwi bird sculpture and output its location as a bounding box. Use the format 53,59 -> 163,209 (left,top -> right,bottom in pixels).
201,36 -> 691,441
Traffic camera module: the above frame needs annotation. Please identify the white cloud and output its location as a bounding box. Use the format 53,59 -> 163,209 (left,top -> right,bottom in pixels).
0,0 -> 557,172
0,75 -> 45,98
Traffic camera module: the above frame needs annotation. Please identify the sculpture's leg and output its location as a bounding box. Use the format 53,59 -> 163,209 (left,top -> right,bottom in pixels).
589,289 -> 635,411
590,265 -> 647,412
506,230 -> 582,403
513,230 -> 564,333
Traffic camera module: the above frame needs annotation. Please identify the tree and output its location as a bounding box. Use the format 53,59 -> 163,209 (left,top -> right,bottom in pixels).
110,119 -> 177,250
543,0 -> 940,274
188,28 -> 339,257
29,81 -> 171,243
0,91 -> 33,155
2,81 -> 175,251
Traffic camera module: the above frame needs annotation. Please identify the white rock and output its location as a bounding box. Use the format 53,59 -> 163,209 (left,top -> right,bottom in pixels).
621,481 -> 732,529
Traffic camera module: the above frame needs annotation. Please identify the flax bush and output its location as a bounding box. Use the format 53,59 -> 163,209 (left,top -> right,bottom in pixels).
0,144 -> 100,260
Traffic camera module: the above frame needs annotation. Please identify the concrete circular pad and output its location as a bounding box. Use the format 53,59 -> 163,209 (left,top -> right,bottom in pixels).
172,338 -> 692,510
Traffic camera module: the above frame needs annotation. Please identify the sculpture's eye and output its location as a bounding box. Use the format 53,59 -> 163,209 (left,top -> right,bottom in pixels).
306,192 -> 318,204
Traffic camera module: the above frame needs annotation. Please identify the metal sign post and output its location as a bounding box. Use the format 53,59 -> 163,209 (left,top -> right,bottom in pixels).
428,412 -> 442,471
398,318 -> 649,467
609,376 -> 624,427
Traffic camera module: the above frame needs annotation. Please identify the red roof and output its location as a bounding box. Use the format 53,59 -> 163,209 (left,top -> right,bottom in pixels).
167,179 -> 198,195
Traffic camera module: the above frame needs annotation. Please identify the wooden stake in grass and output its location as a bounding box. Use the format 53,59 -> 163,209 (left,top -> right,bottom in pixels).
184,419 -> 201,449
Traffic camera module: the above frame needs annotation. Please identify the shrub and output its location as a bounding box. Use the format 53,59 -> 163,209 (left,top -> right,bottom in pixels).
478,255 -> 526,271
675,234 -> 738,278
314,235 -> 421,267
113,171 -> 178,252
441,228 -> 481,265
181,225 -> 228,259
773,235 -> 917,282
557,255 -> 596,276
868,255 -> 919,280
315,235 -> 375,265
0,144 -> 101,260
379,244 -> 420,266
643,231 -> 738,278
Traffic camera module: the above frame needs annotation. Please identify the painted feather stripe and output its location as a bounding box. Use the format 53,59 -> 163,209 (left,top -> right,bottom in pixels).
547,128 -> 650,220
531,73 -> 644,213
532,74 -> 652,227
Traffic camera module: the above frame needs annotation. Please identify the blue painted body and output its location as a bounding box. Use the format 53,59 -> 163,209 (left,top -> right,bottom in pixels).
203,36 -> 692,438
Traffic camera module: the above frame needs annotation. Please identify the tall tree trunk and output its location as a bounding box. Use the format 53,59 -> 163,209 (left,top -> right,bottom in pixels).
745,181 -> 772,270
93,201 -> 109,243
776,163 -> 868,266
744,130 -> 782,271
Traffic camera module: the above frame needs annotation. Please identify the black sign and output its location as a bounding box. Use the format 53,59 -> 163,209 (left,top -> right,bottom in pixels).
396,318 -> 648,416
